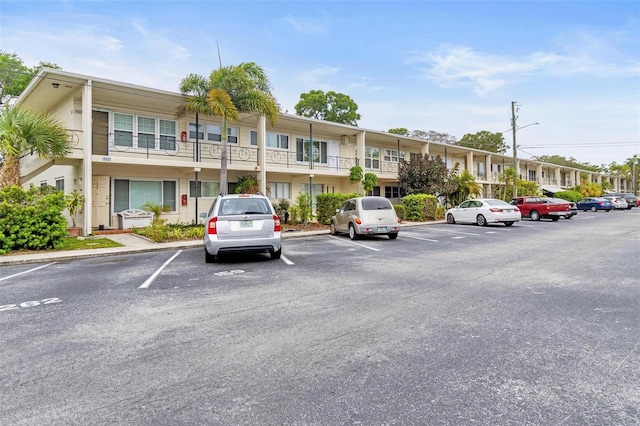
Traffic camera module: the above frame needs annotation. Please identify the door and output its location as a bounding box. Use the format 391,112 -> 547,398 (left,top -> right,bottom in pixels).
92,111 -> 109,155
92,176 -> 110,229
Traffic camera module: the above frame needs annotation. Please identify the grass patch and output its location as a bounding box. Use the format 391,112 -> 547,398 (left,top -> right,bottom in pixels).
58,237 -> 124,251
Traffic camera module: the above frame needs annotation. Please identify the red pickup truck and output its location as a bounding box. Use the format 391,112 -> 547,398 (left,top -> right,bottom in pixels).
510,196 -> 570,221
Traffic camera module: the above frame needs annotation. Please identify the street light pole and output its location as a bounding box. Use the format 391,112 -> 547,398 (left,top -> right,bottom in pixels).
511,101 -> 518,198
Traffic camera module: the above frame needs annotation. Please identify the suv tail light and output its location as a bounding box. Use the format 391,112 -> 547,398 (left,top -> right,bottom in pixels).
273,215 -> 281,232
207,217 -> 218,235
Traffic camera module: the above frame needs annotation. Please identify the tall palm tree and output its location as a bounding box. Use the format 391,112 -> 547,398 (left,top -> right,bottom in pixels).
178,62 -> 279,195
0,106 -> 69,188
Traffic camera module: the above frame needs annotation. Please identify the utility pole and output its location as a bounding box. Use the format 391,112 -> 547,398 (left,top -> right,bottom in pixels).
511,101 -> 518,198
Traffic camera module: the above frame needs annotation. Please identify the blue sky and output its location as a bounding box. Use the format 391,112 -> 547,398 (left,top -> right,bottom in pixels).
1,0 -> 639,167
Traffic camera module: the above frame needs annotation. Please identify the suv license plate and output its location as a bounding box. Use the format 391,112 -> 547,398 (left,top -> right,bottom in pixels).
240,220 -> 253,228
377,226 -> 387,232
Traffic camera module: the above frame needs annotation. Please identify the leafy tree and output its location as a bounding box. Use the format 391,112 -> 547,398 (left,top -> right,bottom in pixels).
178,62 -> 279,194
387,128 -> 409,136
457,131 -> 507,154
363,173 -> 378,194
295,90 -> 361,126
496,167 -> 518,201
0,51 -> 60,107
449,170 -> 481,205
0,106 -> 70,188
398,154 -> 458,197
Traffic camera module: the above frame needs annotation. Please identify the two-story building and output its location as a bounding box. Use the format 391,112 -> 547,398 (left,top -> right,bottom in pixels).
16,68 -> 633,235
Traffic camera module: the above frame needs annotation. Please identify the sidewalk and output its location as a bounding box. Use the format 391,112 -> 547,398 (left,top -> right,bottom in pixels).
0,221 -> 441,266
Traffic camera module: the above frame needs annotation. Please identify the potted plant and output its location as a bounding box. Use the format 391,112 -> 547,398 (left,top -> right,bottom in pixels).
65,191 -> 85,237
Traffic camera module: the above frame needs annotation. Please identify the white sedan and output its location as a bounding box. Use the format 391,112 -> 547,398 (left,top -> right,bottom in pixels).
446,199 -> 521,227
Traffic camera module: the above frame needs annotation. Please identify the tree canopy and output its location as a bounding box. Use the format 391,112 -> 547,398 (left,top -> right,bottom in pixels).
387,128 -> 409,136
0,106 -> 70,187
178,62 -> 279,195
294,90 -> 361,126
456,131 -> 508,154
531,154 -> 601,173
398,154 -> 458,197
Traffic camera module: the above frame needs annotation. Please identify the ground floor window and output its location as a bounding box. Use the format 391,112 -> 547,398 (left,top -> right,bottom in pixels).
366,186 -> 381,196
55,178 -> 64,191
114,179 -> 176,212
268,182 -> 290,199
189,180 -> 220,198
385,186 -> 402,198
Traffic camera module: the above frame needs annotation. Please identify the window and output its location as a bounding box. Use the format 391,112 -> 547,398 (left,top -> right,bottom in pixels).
138,116 -> 155,149
189,180 -> 220,198
385,186 -> 400,198
113,179 -> 176,212
114,113 -> 133,147
475,162 -> 486,178
159,119 -> 176,150
266,133 -> 289,149
250,131 -> 289,149
55,178 -> 64,191
366,186 -> 381,196
528,170 -> 537,181
365,147 -> 380,169
267,182 -> 290,199
383,149 -> 405,162
189,122 -> 204,140
296,138 -> 328,164
207,125 -> 238,143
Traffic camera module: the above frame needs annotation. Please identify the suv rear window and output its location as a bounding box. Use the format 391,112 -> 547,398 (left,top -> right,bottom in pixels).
361,198 -> 392,210
219,198 -> 271,215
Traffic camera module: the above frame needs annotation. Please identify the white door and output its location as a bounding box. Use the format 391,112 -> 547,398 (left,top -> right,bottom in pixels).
92,176 -> 110,228
328,141 -> 339,171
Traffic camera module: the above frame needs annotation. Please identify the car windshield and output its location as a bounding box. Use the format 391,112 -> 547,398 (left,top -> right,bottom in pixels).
220,198 -> 270,215
361,198 -> 392,210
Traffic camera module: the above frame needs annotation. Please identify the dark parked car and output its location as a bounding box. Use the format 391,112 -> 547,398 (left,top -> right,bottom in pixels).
543,197 -> 577,219
576,197 -> 613,212
604,192 -> 637,209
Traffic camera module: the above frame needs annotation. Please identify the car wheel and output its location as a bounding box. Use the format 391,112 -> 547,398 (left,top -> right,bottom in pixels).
504,222 -> 514,227
476,214 -> 487,226
530,210 -> 540,221
205,249 -> 216,263
330,221 -> 337,235
565,215 -> 572,219
551,216 -> 559,222
388,233 -> 398,240
446,213 -> 456,224
591,206 -> 597,212
605,209 -> 611,212
270,247 -> 282,260
349,223 -> 359,240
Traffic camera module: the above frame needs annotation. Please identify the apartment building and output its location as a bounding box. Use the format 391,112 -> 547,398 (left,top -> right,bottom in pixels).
16,69 -> 632,235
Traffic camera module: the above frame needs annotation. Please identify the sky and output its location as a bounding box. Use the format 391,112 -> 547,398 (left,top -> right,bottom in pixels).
1,0 -> 639,167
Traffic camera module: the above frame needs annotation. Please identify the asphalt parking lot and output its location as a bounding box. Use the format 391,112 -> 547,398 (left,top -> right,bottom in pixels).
1,210 -> 639,425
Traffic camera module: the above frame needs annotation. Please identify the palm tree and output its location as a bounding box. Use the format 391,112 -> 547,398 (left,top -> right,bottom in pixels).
0,106 -> 70,188
177,62 -> 279,195
497,167 -> 518,201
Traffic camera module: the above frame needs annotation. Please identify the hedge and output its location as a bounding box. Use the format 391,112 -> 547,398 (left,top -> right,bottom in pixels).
315,192 -> 361,224
401,194 -> 439,221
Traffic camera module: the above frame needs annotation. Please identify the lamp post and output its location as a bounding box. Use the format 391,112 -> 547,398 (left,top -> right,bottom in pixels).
507,101 -> 539,198
309,173 -> 314,218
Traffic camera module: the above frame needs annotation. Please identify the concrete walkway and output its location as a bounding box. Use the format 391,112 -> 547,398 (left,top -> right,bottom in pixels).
0,221 -> 441,266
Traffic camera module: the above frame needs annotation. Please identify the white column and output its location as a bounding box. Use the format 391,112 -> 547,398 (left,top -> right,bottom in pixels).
257,115 -> 267,194
82,80 -> 93,235
356,130 -> 366,168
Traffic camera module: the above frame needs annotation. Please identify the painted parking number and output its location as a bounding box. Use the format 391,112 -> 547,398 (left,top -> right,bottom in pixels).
0,298 -> 61,312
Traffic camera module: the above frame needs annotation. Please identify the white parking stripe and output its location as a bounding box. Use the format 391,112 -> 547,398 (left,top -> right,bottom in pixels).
281,255 -> 294,265
402,234 -> 439,242
0,262 -> 56,282
429,228 -> 480,236
328,235 -> 380,251
138,250 -> 182,289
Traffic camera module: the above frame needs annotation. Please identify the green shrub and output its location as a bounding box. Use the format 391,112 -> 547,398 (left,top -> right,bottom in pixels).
316,192 -> 361,224
393,204 -> 406,221
554,190 -> 582,202
0,185 -> 67,253
402,194 -> 438,221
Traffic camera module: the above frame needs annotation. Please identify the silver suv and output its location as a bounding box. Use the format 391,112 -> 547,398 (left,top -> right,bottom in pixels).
201,194 -> 282,263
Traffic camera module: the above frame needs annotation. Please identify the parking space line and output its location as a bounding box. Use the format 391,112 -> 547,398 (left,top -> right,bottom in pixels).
429,228 -> 480,236
138,250 -> 182,289
281,255 -> 294,265
328,235 -> 380,251
0,262 -> 56,283
402,234 -> 439,242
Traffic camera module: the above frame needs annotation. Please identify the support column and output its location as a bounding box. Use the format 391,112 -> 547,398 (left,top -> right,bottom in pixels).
256,115 -> 267,194
82,80 -> 93,236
